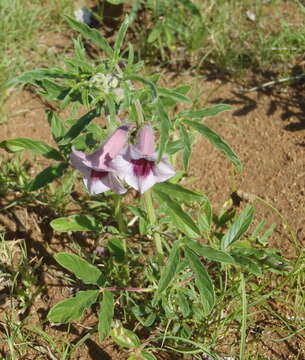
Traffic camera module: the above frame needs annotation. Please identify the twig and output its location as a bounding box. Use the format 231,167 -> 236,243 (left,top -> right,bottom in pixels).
236,73 -> 305,93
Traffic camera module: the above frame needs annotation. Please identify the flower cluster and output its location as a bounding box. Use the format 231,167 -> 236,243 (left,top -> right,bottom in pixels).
71,124 -> 175,195
88,73 -> 124,102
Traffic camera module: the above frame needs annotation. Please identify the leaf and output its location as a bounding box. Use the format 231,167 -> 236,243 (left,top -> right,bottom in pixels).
106,0 -> 127,4
113,17 -> 130,60
154,190 -> 200,238
154,182 -> 205,202
0,138 -> 63,161
65,16 -> 113,57
27,163 -> 68,191
157,240 -> 181,293
110,326 -> 140,349
184,120 -> 242,171
54,253 -> 103,285
179,124 -> 192,171
157,101 -> 171,162
47,111 -> 66,143
221,206 -> 254,250
8,68 -> 77,87
197,200 -> 212,233
177,104 -> 231,120
166,139 -> 185,155
48,290 -> 99,323
51,215 -> 101,232
158,87 -> 192,104
108,238 -> 126,263
98,291 -> 114,341
185,248 -> 215,315
59,109 -> 99,145
125,75 -> 157,99
183,238 -> 235,265
39,79 -> 70,100
177,0 -> 202,17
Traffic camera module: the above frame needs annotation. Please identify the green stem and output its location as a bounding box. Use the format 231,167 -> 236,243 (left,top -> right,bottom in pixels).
113,194 -> 126,233
144,190 -> 163,256
240,272 -> 247,360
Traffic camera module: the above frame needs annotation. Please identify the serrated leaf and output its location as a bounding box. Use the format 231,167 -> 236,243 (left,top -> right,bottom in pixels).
47,111 -> 66,143
54,253 -> 103,285
59,109 -> 99,145
47,290 -> 99,323
99,291 -> 114,341
65,16 -> 113,57
154,182 -> 205,202
184,120 -> 242,171
154,190 -> 200,238
51,215 -> 101,232
185,248 -> 215,315
183,238 -> 235,264
27,162 -> 68,191
157,240 -> 181,294
179,124 -> 192,170
221,206 -> 254,250
0,138 -> 63,161
177,104 -> 231,120
110,326 -> 140,349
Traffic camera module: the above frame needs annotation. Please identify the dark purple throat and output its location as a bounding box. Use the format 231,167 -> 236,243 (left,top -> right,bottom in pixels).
131,158 -> 154,177
91,169 -> 108,181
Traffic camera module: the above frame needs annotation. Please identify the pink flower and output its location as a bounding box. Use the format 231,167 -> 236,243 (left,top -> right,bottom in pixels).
70,125 -> 131,195
112,125 -> 175,194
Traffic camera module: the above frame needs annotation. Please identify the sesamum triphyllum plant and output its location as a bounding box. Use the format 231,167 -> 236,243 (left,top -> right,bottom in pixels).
1,15 -> 288,359
71,123 -> 175,195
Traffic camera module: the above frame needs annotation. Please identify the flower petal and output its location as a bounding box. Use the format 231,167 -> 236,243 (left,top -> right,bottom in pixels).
153,158 -> 176,183
84,176 -> 110,195
136,125 -> 155,156
70,148 -> 91,177
85,124 -> 132,170
138,171 -> 157,194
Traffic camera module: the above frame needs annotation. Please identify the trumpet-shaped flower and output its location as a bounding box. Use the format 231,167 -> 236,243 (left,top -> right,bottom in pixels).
70,125 -> 131,195
112,125 -> 175,194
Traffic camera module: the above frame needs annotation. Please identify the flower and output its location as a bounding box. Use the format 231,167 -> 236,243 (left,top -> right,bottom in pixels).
112,125 -> 176,194
70,125 -> 131,195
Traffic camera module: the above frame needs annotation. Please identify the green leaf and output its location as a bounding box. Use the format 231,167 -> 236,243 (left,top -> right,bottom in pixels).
54,253 -> 103,285
98,291 -> 114,341
177,0 -> 202,17
166,139 -> 184,155
59,109 -> 99,145
198,200 -> 212,233
158,87 -> 192,104
65,16 -> 113,57
113,17 -> 130,60
51,215 -> 101,232
221,206 -> 254,250
125,75 -> 157,99
183,238 -> 235,265
110,326 -> 140,349
27,163 -> 68,191
154,190 -> 200,238
39,79 -> 70,100
185,248 -> 215,315
157,240 -> 181,293
177,104 -> 231,120
0,138 -> 63,161
106,0 -> 127,4
179,124 -> 192,171
47,290 -> 99,323
157,101 -> 171,162
108,238 -> 126,263
47,111 -> 66,143
154,182 -> 205,202
184,120 -> 242,171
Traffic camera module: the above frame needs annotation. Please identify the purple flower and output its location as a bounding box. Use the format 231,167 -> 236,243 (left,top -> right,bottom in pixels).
70,125 -> 131,195
112,125 -> 176,194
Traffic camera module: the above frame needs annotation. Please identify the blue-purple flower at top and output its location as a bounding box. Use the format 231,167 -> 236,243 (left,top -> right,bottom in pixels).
70,124 -> 131,195
112,125 -> 176,194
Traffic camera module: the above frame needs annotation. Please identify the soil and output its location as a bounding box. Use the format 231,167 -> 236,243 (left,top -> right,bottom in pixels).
1,10 -> 305,360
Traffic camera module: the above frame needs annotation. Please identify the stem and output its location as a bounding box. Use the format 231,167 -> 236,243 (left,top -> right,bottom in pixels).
113,194 -> 126,233
240,272 -> 247,360
135,100 -> 144,126
144,190 -> 163,256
